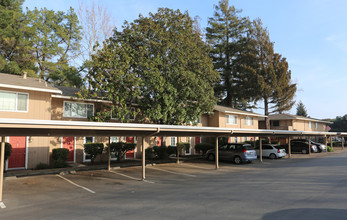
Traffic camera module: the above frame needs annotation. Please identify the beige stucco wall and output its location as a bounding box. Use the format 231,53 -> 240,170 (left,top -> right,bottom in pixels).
0,87 -> 51,120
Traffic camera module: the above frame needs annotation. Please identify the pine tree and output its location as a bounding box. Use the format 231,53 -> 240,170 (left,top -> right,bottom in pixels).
206,0 -> 257,109
296,101 -> 308,117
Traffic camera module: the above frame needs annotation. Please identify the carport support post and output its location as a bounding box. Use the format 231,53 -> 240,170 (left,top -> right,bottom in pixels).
259,137 -> 263,163
330,136 -> 333,151
308,136 -> 311,155
0,136 -> 5,204
108,137 -> 111,171
325,135 -> 328,149
342,136 -> 344,150
142,136 -> 145,180
288,137 -> 292,158
215,136 -> 219,169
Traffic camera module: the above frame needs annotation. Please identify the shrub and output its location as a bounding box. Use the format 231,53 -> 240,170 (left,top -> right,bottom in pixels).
52,148 -> 69,168
83,143 -> 104,163
145,147 -> 155,159
167,145 -> 177,156
36,163 -> 50,170
327,146 -> 334,152
52,148 -> 69,161
109,142 -> 136,162
2,142 -> 12,161
153,146 -> 169,159
195,142 -> 214,155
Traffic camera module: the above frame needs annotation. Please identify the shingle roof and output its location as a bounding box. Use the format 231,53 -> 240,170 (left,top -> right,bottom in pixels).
214,105 -> 265,117
55,86 -> 80,97
0,73 -> 61,94
267,113 -> 332,124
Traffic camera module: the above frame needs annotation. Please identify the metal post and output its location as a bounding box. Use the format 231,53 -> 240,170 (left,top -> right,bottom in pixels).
288,137 -> 292,158
308,136 -> 311,155
342,136 -> 345,150
215,136 -> 219,169
331,136 -> 334,151
259,137 -> 263,163
176,137 -> 180,164
325,135 -> 328,149
142,136 -> 145,180
108,137 -> 111,171
0,136 -> 5,206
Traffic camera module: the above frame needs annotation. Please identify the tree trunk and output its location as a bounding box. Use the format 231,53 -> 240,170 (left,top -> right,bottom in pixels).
264,97 -> 270,129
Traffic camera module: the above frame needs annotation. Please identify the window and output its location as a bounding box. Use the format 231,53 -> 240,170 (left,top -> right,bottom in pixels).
110,136 -> 119,143
315,122 -> 318,129
0,91 -> 28,112
170,137 -> 177,146
63,101 -> 94,118
84,136 -> 94,162
308,121 -> 312,128
244,117 -> 254,126
196,117 -> 201,124
272,120 -> 280,127
226,115 -> 237,125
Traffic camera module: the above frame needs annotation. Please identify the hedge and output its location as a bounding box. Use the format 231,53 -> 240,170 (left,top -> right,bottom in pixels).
108,142 -> 136,162
52,148 -> 69,168
84,142 -> 104,163
194,142 -> 214,155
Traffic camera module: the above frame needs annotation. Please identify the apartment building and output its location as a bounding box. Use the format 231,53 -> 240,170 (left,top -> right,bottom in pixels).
0,73 -> 266,169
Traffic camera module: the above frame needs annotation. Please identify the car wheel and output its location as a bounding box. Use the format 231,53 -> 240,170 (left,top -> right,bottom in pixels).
302,149 -> 308,154
233,156 -> 242,164
269,153 -> 277,159
207,153 -> 215,161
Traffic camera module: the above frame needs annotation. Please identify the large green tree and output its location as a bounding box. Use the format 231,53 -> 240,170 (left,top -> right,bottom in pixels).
247,19 -> 296,129
206,0 -> 257,109
330,115 -> 347,132
85,8 -> 219,124
0,0 -> 35,76
26,7 -> 82,86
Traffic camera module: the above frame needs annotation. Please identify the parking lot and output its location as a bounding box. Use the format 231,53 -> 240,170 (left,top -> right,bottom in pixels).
2,150 -> 347,220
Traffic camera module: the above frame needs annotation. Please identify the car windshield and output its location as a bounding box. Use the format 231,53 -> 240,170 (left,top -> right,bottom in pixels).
242,145 -> 254,150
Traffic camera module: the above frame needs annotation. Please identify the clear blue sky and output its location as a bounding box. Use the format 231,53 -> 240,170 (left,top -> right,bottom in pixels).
23,0 -> 347,119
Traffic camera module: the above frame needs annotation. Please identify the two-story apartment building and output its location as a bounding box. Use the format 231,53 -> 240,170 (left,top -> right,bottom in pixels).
0,72 -> 267,169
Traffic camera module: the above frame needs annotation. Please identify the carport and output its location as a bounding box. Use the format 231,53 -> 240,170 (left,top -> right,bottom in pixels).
0,118 -> 339,208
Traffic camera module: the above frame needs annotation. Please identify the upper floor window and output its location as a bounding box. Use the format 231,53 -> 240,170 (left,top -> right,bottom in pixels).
244,117 -> 254,126
308,121 -> 312,128
271,120 -> 280,127
63,101 -> 94,118
315,122 -> 318,129
196,117 -> 201,124
226,115 -> 237,125
0,90 -> 28,112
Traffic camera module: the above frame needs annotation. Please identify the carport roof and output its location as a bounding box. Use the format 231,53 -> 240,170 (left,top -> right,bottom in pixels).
0,118 -> 338,137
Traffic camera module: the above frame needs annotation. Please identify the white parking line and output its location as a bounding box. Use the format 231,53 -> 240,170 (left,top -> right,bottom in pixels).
108,170 -> 155,184
180,163 -> 215,170
56,175 -> 96,194
0,202 -> 6,209
147,166 -> 196,177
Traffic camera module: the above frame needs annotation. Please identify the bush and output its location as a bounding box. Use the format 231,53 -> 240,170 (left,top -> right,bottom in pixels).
84,143 -> 104,163
145,147 -> 155,159
177,142 -> 190,155
2,143 -> 12,161
36,163 -> 50,170
52,148 -> 69,168
153,146 -> 169,159
195,142 -> 214,155
167,145 -> 177,156
109,142 -> 136,162
327,146 -> 334,152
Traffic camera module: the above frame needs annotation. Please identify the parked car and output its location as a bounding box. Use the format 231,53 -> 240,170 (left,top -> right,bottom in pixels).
281,140 -> 318,154
254,144 -> 286,159
293,139 -> 326,152
206,143 -> 257,164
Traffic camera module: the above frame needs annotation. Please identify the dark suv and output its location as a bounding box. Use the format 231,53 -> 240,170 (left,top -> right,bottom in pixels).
281,140 -> 318,154
206,143 -> 257,164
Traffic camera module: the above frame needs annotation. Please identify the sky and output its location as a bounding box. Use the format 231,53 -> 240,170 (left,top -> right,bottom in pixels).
22,0 -> 347,120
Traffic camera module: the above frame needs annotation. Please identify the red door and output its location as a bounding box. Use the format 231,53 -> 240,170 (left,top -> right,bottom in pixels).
157,137 -> 162,147
195,137 -> 201,155
63,137 -> 74,162
8,136 -> 26,169
125,136 -> 135,159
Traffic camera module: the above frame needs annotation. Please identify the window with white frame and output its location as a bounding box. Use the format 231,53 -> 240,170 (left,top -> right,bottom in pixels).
196,117 -> 201,124
244,117 -> 254,126
308,121 -> 312,128
315,122 -> 318,129
0,90 -> 28,112
84,136 -> 94,162
110,136 -> 119,143
63,101 -> 94,118
170,137 -> 177,146
226,115 -> 238,125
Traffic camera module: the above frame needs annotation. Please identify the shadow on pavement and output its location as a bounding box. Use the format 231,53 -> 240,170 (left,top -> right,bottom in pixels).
262,208 -> 347,220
